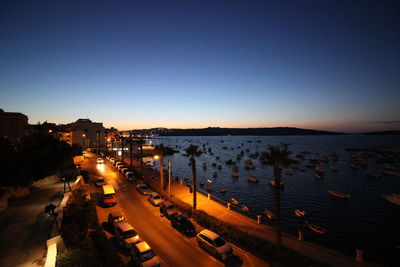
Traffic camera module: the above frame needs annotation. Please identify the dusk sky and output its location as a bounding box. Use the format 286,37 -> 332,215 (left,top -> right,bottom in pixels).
1,0 -> 399,132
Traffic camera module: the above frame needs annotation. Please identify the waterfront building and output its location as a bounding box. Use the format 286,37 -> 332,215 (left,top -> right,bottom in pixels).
59,119 -> 105,149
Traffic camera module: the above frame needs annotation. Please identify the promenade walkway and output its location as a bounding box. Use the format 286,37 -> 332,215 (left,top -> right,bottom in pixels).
121,156 -> 375,267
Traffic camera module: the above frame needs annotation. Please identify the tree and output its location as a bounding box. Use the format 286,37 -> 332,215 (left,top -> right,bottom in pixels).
262,145 -> 297,246
183,144 -> 202,210
134,137 -> 146,179
153,144 -> 174,195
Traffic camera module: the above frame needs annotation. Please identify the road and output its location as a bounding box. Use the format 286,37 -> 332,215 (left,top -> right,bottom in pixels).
82,152 -> 268,267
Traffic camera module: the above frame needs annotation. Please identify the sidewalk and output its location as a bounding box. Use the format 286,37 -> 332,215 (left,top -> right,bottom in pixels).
0,182 -> 64,267
121,156 -> 372,267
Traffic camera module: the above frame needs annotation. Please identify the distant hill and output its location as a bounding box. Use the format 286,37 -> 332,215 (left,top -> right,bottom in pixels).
364,130 -> 400,135
158,127 -> 343,136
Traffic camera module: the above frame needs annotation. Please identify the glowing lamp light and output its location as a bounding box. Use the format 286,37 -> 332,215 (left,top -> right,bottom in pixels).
154,155 -> 160,160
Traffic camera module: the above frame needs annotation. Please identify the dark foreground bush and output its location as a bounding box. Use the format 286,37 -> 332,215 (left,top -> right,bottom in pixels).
57,241 -> 101,267
170,195 -> 192,217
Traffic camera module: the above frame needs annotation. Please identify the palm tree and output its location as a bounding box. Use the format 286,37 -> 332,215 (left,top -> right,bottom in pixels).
153,144 -> 171,195
262,145 -> 297,246
184,144 -> 202,210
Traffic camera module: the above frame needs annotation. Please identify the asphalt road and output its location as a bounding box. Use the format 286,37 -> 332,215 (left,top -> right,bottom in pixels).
82,152 -> 268,267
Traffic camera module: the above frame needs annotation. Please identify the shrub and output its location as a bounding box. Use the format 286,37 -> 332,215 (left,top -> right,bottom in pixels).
170,196 -> 192,217
56,242 -> 101,267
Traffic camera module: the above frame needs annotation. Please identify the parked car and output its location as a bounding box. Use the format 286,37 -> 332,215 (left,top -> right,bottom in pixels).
115,161 -> 123,167
125,171 -> 135,182
196,229 -> 233,260
110,158 -> 115,164
160,201 -> 178,219
147,192 -> 163,206
130,241 -> 161,267
115,222 -> 141,249
108,211 -> 126,229
117,165 -> 126,171
136,184 -> 152,195
120,168 -> 129,174
171,214 -> 196,236
95,177 -> 107,187
97,158 -> 104,164
102,184 -> 117,207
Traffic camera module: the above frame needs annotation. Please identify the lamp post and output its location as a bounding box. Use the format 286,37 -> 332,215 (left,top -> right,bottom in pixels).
168,158 -> 172,200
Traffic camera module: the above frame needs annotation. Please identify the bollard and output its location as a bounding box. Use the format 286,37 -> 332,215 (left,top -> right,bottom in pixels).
180,179 -> 183,185
257,215 -> 262,224
208,193 -> 211,200
227,203 -> 231,211
355,249 -> 363,262
298,230 -> 304,241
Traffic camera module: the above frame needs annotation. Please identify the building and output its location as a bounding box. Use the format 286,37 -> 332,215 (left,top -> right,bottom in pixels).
0,109 -> 29,140
60,119 -> 105,149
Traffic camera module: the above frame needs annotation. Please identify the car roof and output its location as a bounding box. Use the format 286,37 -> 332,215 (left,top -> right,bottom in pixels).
199,229 -> 219,240
109,211 -> 124,217
116,222 -> 135,231
135,241 -> 152,253
150,192 -> 159,197
137,184 -> 148,188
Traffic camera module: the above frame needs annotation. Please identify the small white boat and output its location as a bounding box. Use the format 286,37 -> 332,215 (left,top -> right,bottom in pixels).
248,176 -> 259,183
383,194 -> 400,206
305,221 -> 326,234
294,209 -> 306,217
231,198 -> 239,205
328,190 -> 351,199
264,209 -> 276,219
241,205 -> 249,212
269,180 -> 284,188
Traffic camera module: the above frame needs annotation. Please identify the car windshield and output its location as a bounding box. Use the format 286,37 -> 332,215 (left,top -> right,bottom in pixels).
153,195 -> 160,200
97,179 -> 104,183
141,185 -> 148,189
166,205 -> 174,209
214,237 -> 226,247
141,250 -> 156,262
124,229 -> 137,238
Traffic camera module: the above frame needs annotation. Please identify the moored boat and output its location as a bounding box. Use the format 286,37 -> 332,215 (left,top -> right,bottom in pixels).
248,176 -> 259,183
241,205 -> 249,212
231,171 -> 239,178
382,170 -> 400,177
264,209 -> 276,219
305,221 -> 326,234
269,180 -> 284,188
383,194 -> 400,205
294,209 -> 306,217
219,188 -> 227,193
330,166 -> 339,171
314,174 -> 323,180
314,166 -> 325,174
328,190 -> 351,199
231,198 -> 239,205
213,171 -> 218,178
366,171 -> 382,179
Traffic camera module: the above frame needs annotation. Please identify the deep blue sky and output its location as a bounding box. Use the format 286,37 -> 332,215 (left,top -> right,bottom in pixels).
1,0 -> 399,132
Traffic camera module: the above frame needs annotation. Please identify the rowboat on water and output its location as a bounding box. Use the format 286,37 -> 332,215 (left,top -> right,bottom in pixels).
213,171 -> 218,178
314,174 -> 323,180
231,171 -> 239,178
305,221 -> 326,234
264,209 -> 276,219
269,180 -> 284,188
241,205 -> 249,212
366,171 -> 382,179
231,198 -> 239,205
294,209 -> 306,217
248,176 -> 259,183
382,170 -> 400,177
328,190 -> 351,199
383,194 -> 400,206
219,188 -> 227,194
330,166 -> 339,171
314,166 -> 325,174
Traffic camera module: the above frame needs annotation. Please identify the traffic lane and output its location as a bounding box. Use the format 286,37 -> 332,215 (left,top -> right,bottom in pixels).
113,181 -> 223,267
87,156 -> 222,267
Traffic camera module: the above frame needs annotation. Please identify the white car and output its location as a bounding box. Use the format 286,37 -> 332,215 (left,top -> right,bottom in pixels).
197,229 -> 233,260
115,222 -> 141,249
136,184 -> 152,195
95,177 -> 107,187
130,241 -> 161,267
97,158 -> 104,164
147,192 -> 163,206
125,171 -> 135,181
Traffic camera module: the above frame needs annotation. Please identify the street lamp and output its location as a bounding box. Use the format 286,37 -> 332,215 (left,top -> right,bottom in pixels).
153,155 -> 172,199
